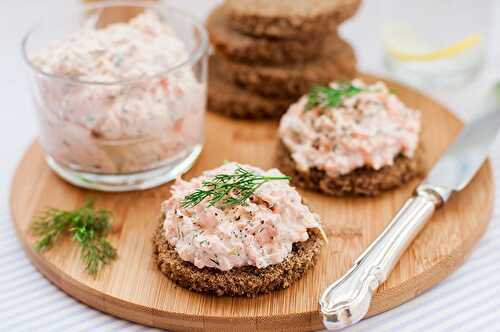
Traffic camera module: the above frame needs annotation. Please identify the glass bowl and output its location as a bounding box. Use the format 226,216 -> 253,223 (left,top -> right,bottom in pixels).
22,1 -> 208,192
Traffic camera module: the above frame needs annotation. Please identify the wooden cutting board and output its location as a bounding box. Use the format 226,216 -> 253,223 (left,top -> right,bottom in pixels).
10,76 -> 494,332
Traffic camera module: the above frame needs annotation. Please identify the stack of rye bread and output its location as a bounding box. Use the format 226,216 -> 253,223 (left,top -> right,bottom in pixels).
207,0 -> 362,119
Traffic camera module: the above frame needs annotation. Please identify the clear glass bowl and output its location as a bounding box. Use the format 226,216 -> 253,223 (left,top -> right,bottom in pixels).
22,1 -> 208,192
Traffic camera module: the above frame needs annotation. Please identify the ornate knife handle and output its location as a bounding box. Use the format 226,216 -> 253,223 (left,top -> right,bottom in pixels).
320,184 -> 452,330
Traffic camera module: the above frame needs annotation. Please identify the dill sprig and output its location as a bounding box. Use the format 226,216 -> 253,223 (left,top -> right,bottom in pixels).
305,83 -> 364,111
181,166 -> 290,209
31,199 -> 117,277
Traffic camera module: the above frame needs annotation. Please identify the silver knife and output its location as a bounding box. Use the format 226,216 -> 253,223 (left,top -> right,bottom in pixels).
319,83 -> 500,330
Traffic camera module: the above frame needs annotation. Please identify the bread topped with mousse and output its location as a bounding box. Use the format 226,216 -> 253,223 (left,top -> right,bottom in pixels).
153,162 -> 326,297
277,79 -> 423,196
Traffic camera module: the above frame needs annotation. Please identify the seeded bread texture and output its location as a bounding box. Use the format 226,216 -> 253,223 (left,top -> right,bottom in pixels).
153,218 -> 324,297
215,37 -> 357,98
225,0 -> 362,39
207,5 -> 326,65
208,55 -> 295,119
276,140 -> 424,196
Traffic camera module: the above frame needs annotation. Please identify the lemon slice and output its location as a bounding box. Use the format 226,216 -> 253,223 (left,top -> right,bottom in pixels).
383,21 -> 483,62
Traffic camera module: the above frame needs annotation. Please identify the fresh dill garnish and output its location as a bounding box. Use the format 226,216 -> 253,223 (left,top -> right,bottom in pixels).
181,166 -> 290,209
31,199 -> 117,276
305,83 -> 364,111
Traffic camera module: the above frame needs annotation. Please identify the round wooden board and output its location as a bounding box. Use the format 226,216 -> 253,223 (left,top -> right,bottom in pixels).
11,75 -> 494,332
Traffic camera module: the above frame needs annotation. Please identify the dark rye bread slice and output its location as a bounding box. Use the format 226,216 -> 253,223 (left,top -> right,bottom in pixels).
215,37 -> 357,98
225,0 -> 362,40
208,55 -> 295,119
153,220 -> 324,297
207,5 -> 326,65
276,140 -> 424,196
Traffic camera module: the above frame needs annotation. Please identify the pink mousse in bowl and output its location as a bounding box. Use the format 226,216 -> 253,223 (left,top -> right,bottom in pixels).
22,2 -> 208,191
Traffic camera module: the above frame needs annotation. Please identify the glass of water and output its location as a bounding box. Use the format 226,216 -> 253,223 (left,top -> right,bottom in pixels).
381,0 -> 493,88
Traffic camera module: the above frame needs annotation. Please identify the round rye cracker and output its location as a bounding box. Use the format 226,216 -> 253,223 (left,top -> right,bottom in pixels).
207,5 -> 326,65
276,140 -> 424,196
208,55 -> 295,119
215,37 -> 358,98
153,219 -> 325,297
225,0 -> 362,39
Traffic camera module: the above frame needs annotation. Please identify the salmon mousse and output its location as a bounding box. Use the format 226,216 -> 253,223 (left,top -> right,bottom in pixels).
153,162 -> 326,296
277,79 -> 423,196
29,10 -> 205,175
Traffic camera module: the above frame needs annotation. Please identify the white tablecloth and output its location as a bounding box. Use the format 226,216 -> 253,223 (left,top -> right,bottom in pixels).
1,1 -> 499,331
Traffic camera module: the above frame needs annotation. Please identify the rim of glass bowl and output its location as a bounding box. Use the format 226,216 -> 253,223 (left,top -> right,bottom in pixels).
21,1 -> 209,86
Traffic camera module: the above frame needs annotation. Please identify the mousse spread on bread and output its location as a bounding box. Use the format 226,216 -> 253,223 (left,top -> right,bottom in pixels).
278,79 -> 423,196
161,163 -> 322,271
154,162 -> 325,296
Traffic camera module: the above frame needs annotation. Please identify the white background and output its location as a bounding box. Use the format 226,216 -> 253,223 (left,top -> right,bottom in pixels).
1,1 -> 499,331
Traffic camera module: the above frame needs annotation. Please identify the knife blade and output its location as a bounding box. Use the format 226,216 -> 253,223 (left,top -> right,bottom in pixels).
425,100 -> 500,192
320,84 -> 500,330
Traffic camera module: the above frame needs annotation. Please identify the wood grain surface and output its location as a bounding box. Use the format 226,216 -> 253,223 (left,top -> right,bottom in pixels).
10,76 -> 494,331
